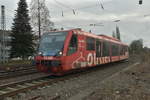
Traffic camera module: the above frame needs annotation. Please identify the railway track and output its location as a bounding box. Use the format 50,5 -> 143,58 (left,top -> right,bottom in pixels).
0,76 -> 49,99
0,72 -> 80,99
0,64 -> 107,99
0,60 -> 130,99
0,66 -> 38,79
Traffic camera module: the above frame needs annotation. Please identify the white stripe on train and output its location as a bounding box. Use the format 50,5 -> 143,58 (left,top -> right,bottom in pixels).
87,53 -> 111,66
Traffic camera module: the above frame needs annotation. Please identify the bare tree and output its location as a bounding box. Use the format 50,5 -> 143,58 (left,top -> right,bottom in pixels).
129,39 -> 143,54
30,0 -> 54,36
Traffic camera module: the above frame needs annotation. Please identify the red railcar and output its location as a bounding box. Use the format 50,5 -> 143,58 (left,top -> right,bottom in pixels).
35,28 -> 129,75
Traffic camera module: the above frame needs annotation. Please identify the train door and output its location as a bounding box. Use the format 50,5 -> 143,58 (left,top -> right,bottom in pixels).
63,33 -> 79,71
67,34 -> 78,55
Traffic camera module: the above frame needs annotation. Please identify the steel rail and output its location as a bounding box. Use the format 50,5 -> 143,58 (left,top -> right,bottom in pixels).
0,67 -> 38,79
0,75 -> 50,99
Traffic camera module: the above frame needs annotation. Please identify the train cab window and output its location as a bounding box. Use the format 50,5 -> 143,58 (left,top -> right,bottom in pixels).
86,37 -> 95,50
67,34 -> 78,55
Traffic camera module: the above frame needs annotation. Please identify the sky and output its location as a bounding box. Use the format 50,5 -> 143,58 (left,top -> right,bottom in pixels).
0,0 -> 150,47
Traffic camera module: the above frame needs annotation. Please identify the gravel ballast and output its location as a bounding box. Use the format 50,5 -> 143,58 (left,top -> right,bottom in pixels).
3,61 -> 136,100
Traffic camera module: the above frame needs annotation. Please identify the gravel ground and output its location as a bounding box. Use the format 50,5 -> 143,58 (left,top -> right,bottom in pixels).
3,60 -> 136,100
84,57 -> 150,100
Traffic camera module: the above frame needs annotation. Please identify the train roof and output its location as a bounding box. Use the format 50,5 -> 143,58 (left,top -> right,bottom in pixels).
71,29 -> 127,46
98,34 -> 120,42
49,28 -> 128,46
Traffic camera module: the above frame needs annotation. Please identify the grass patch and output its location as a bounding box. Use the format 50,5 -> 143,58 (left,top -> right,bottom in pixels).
0,60 -> 33,70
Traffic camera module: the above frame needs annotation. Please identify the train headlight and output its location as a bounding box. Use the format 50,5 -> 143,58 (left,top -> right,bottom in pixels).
59,51 -> 62,55
38,52 -> 43,56
55,51 -> 63,56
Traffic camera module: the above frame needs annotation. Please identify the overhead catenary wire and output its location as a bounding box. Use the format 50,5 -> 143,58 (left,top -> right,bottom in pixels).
54,0 -> 72,9
56,22 -> 104,29
51,0 -> 108,18
41,0 -> 107,18
97,0 -> 104,10
0,1 -> 100,31
54,0 -> 76,15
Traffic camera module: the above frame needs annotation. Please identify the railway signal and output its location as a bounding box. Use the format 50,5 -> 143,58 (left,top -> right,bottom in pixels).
139,0 -> 143,5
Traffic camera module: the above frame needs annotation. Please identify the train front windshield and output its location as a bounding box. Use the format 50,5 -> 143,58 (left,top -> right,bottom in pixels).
38,32 -> 68,56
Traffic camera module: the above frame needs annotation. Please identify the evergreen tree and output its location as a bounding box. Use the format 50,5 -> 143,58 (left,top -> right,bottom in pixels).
10,0 -> 35,59
112,31 -> 116,38
116,26 -> 121,40
30,0 -> 54,36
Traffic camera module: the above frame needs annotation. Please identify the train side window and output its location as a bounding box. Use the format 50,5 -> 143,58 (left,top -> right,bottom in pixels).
67,34 -> 78,55
86,37 -> 95,50
112,44 -> 119,56
102,41 -> 110,57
